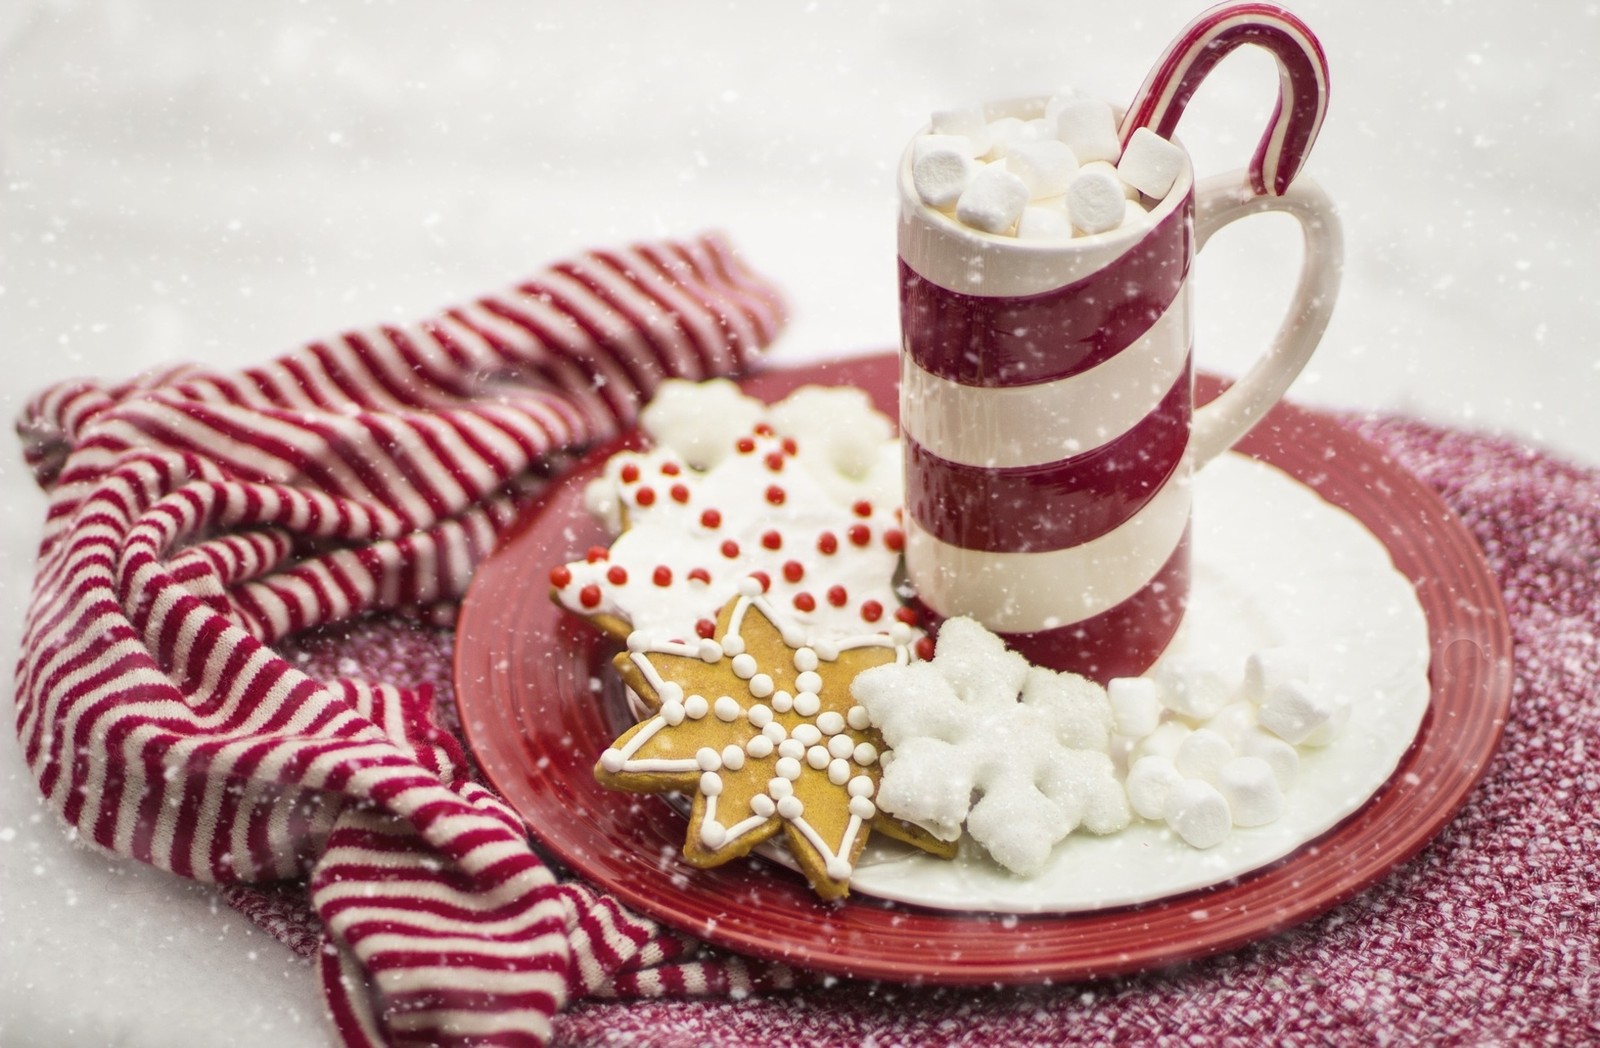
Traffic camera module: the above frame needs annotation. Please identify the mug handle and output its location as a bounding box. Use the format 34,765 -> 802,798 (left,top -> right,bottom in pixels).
1189,170 -> 1343,467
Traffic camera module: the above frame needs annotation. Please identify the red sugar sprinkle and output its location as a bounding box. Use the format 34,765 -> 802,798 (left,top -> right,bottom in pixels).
749,571 -> 772,592
817,532 -> 838,555
781,437 -> 798,455
579,584 -> 602,609
695,618 -> 716,639
860,600 -> 883,623
670,484 -> 690,503
688,567 -> 711,584
736,436 -> 756,454
652,566 -> 672,587
895,606 -> 919,625
585,546 -> 609,563
827,585 -> 848,607
620,463 -> 640,484
761,530 -> 783,551
754,423 -> 775,437
915,636 -> 936,661
661,462 -> 681,476
606,565 -> 628,586
783,560 -> 804,583
635,486 -> 657,507
793,592 -> 816,613
720,540 -> 740,559
764,451 -> 786,472
848,524 -> 871,547
549,566 -> 572,589
853,500 -> 873,517
884,528 -> 905,552
700,508 -> 722,529
766,485 -> 786,506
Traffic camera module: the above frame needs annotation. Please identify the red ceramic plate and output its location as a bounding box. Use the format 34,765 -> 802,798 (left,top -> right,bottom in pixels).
454,353 -> 1512,984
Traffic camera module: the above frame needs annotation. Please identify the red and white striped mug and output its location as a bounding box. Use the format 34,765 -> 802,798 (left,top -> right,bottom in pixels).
898,4 -> 1342,682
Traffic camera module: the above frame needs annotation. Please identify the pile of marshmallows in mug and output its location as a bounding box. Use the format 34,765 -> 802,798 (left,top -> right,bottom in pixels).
911,94 -> 1185,239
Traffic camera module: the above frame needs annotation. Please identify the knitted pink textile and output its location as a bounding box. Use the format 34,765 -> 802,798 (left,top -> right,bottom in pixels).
258,415 -> 1600,1046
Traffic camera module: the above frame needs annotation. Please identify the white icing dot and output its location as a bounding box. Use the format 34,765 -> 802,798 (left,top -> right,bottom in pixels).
658,681 -> 684,705
626,631 -> 649,653
721,634 -> 746,657
747,704 -> 773,728
828,758 -> 852,785
776,795 -> 804,820
713,695 -> 741,722
817,711 -> 846,736
806,745 -> 831,770
762,721 -> 787,744
853,742 -> 879,767
795,670 -> 824,695
731,653 -> 758,680
750,794 -> 776,818
793,647 -> 819,673
814,640 -> 840,661
684,695 -> 709,720
776,756 -> 803,781
721,744 -> 746,771
600,749 -> 625,773
771,690 -> 795,713
825,856 -> 852,881
847,775 -> 875,798
849,796 -> 877,821
698,639 -> 723,663
748,673 -> 775,699
700,771 -> 723,797
700,821 -> 727,849
779,623 -> 806,648
846,705 -> 871,731
695,747 -> 721,772
890,622 -> 913,644
745,734 -> 775,759
660,701 -> 686,726
792,723 -> 822,747
768,777 -> 794,799
828,734 -> 855,760
738,577 -> 763,598
793,691 -> 821,718
778,739 -> 806,761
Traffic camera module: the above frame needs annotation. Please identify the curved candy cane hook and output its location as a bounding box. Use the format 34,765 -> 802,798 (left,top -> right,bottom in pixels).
1120,2 -> 1329,196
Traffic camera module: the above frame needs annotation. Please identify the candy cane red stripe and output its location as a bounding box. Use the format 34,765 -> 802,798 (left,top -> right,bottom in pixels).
1121,2 -> 1328,195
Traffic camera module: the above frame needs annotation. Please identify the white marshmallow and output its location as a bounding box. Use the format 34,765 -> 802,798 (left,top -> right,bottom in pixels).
1125,754 -> 1184,820
1174,727 -> 1235,783
913,145 -> 978,210
983,116 -> 1033,159
1006,139 -> 1079,199
1257,678 -> 1334,745
1065,167 -> 1127,235
1239,728 -> 1300,790
1162,778 -> 1232,849
1204,700 -> 1257,745
1155,657 -> 1232,721
1080,160 -> 1139,200
914,133 -> 982,164
955,165 -> 1030,234
1107,676 -> 1163,738
931,104 -> 990,143
1117,127 -> 1186,200
1131,719 -> 1191,762
1217,755 -> 1286,827
1043,89 -> 1080,122
1119,197 -> 1152,232
1053,97 -> 1121,164
1241,647 -> 1312,706
1300,693 -> 1351,747
1016,205 -> 1075,241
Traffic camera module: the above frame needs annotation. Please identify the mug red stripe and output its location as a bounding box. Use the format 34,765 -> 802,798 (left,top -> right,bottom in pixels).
905,363 -> 1191,553
899,197 -> 1192,389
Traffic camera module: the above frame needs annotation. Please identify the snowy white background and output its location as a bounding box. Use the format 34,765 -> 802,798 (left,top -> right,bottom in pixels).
2,2 -> 1596,1045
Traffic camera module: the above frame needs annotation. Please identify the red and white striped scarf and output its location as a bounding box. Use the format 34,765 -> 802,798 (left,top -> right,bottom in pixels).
13,233 -> 806,1046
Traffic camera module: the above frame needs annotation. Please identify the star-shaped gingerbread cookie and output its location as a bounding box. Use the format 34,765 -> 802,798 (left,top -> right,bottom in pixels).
596,580 -> 954,900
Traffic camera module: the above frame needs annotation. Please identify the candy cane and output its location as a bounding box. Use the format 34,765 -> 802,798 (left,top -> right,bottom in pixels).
1119,2 -> 1329,196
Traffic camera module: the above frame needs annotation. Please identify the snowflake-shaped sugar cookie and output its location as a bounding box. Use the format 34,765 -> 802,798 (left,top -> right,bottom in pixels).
597,582 -> 953,900
850,616 -> 1131,877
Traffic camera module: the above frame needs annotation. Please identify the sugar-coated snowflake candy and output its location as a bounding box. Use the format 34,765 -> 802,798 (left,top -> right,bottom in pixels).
1217,755 -> 1286,827
868,735 -> 971,842
1162,778 -> 1232,849
1021,665 -> 1114,752
1046,749 -> 1131,835
967,786 -> 1065,877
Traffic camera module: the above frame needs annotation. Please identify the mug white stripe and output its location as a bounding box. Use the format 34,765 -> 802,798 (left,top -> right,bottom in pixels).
901,289 -> 1191,470
906,465 -> 1191,632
